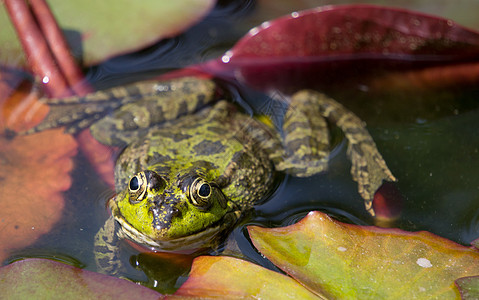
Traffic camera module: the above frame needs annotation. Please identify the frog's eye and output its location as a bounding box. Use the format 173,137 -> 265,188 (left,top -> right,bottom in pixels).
128,172 -> 147,203
189,178 -> 212,210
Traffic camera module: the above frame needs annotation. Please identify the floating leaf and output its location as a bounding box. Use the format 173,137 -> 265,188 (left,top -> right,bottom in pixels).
251,0 -> 479,31
0,0 -> 216,66
456,276 -> 479,300
0,84 -> 77,262
248,211 -> 479,299
203,4 -> 479,93
173,256 -> 319,299
0,258 -> 163,299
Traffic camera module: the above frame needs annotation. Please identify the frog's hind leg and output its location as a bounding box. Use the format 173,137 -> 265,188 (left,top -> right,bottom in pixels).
273,92 -> 331,177
90,77 -> 217,146
22,77 -> 217,147
22,80 -> 164,135
292,90 -> 397,215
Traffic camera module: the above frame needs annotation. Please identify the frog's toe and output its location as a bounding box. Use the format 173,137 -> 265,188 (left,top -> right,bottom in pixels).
347,142 -> 397,216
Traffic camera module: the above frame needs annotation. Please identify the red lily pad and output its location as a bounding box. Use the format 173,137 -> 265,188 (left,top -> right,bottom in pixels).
0,81 -> 77,262
0,0 -> 215,67
0,258 -> 162,299
202,4 -> 479,93
247,211 -> 479,299
252,1 -> 479,31
174,256 -> 319,299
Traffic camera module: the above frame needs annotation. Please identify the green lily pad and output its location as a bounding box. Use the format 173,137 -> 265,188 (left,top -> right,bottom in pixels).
0,0 -> 215,66
248,211 -> 479,299
0,258 -> 163,299
173,256 -> 319,299
456,276 -> 479,299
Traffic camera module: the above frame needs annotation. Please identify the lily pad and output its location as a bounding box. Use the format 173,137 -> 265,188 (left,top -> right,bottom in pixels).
252,0 -> 479,31
173,256 -> 319,299
0,258 -> 162,299
0,0 -> 215,66
201,4 -> 479,93
456,276 -> 479,300
248,211 -> 479,299
0,82 -> 78,262
171,211 -> 479,298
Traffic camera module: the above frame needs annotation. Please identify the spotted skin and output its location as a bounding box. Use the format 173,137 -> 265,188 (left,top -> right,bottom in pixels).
28,77 -> 395,275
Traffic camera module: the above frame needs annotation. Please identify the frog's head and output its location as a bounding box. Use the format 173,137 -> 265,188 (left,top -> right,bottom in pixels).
110,168 -> 240,251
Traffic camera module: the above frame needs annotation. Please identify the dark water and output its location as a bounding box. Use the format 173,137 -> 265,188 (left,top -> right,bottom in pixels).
7,0 -> 479,294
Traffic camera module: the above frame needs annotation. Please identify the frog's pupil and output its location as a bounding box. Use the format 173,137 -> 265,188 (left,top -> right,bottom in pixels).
198,184 -> 210,197
129,176 -> 139,191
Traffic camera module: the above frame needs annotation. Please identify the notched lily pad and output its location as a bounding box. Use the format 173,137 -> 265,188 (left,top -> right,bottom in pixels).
248,211 -> 479,299
0,258 -> 162,299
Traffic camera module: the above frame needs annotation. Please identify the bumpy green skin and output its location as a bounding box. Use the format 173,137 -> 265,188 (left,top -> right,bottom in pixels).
32,77 -> 396,274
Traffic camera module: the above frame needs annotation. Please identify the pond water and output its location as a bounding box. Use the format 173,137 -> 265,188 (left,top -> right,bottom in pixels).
6,0 -> 479,294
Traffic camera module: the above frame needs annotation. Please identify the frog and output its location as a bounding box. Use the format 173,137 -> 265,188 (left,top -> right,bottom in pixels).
29,76 -> 396,275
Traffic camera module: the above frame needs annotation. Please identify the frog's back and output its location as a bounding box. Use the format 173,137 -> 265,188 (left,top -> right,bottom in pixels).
115,101 -> 277,208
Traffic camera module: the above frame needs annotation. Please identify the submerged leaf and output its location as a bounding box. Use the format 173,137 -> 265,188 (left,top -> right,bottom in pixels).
173,256 -> 320,299
0,258 -> 163,299
248,211 -> 479,299
0,84 -> 77,262
0,129 -> 77,261
77,129 -> 116,188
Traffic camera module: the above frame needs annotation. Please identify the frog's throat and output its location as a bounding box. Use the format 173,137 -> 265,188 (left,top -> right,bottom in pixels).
114,211 -> 241,251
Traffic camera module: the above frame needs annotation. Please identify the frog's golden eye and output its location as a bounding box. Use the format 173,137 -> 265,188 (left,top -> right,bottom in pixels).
128,172 -> 147,203
189,178 -> 212,210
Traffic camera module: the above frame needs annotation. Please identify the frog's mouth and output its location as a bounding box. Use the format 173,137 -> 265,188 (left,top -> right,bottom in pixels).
114,210 -> 240,252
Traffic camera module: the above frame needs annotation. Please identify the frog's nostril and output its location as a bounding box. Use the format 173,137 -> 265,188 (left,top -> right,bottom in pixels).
171,207 -> 181,219
151,196 -> 165,207
144,170 -> 166,191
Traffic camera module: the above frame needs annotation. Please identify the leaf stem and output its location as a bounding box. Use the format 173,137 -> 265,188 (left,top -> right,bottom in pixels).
4,0 -> 70,97
29,0 -> 92,96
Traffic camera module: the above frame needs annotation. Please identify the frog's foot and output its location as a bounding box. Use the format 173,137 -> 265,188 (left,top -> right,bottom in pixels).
346,139 -> 397,215
94,216 -> 124,275
284,90 -> 396,216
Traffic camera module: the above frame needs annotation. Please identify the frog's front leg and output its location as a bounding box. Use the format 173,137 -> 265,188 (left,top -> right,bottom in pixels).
94,215 -> 123,275
278,90 -> 396,216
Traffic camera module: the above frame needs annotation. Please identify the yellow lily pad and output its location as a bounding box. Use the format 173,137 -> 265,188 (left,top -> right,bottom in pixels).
174,256 -> 320,299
